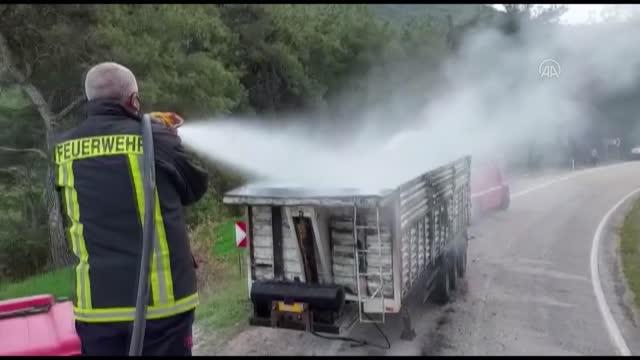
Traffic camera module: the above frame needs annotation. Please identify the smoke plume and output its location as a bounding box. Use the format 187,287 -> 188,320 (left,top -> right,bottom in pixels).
180,12 -> 640,192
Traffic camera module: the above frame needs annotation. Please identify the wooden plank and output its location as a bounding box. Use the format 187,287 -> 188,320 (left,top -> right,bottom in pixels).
252,234 -> 300,251
254,246 -> 301,261
253,224 -> 275,238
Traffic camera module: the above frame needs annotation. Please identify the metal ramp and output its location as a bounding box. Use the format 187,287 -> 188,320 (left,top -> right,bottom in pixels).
353,205 -> 386,324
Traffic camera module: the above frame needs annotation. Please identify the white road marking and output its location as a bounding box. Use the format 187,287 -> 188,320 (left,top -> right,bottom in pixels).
511,163 -> 628,199
511,174 -> 578,198
491,292 -> 577,308
471,185 -> 504,199
509,264 -> 591,284
590,188 -> 640,356
481,258 -> 590,282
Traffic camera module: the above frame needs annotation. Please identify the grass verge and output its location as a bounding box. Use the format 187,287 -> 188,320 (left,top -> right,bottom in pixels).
194,219 -> 249,327
0,267 -> 74,300
620,198 -> 640,309
189,217 -> 250,353
196,268 -> 248,330
0,219 -> 249,324
0,213 -> 249,354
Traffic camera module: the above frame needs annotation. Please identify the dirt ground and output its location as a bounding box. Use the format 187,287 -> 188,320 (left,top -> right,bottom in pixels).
191,280 -> 469,356
208,326 -> 341,356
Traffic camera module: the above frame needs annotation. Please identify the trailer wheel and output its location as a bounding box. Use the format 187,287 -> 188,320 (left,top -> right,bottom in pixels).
458,246 -> 467,278
431,262 -> 452,305
500,190 -> 510,210
457,246 -> 467,279
471,203 -> 480,223
449,255 -> 459,290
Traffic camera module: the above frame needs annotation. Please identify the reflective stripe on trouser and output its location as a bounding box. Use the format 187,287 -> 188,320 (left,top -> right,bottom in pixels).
127,154 -> 175,306
58,161 -> 92,309
74,293 -> 199,323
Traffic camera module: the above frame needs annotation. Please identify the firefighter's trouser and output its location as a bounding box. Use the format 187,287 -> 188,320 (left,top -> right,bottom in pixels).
75,309 -> 194,356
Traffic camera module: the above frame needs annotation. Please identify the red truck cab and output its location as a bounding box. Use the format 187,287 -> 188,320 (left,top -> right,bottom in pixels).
471,162 -> 510,219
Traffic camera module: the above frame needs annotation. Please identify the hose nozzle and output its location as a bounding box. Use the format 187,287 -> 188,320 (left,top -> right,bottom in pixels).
149,112 -> 184,130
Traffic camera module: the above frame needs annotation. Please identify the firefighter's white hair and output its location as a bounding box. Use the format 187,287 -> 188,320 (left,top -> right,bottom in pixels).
84,62 -> 138,101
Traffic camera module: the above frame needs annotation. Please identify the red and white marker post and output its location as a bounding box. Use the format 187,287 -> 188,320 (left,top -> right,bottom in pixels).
235,221 -> 247,275
235,221 -> 247,248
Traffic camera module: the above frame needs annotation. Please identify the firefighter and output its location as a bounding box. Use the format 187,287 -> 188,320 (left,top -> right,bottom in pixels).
53,62 -> 208,356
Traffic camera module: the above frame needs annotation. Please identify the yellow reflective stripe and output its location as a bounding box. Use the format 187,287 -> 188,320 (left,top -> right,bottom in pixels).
73,293 -> 198,323
151,252 -> 162,303
67,161 -> 92,309
127,154 -> 173,305
56,163 -> 64,187
60,163 -> 80,308
55,135 -> 143,164
127,154 -> 146,223
56,163 -> 72,250
127,154 -> 162,305
154,191 -> 175,302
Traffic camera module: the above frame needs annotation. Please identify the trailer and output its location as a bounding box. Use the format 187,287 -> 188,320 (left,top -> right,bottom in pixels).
223,155 -> 471,339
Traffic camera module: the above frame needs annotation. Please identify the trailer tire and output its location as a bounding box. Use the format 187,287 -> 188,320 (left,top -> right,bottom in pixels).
458,246 -> 467,278
500,190 -> 510,211
432,262 -> 452,305
449,255 -> 459,290
457,236 -> 468,279
471,203 -> 480,223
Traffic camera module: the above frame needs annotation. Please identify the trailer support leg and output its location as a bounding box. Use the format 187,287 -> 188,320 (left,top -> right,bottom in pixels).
400,305 -> 416,341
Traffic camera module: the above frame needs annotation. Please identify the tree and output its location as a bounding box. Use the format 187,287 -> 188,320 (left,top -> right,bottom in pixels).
218,4 -> 325,113
500,4 -> 568,35
95,5 -> 247,117
217,4 -> 406,114
446,9 -> 499,52
0,86 -> 50,278
599,5 -> 640,24
0,5 -> 102,268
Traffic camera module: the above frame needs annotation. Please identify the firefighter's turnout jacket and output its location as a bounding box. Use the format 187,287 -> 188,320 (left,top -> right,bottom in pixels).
53,99 -> 208,323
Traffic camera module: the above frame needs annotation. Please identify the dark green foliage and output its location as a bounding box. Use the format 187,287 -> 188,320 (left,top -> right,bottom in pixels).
0,4 -> 514,279
370,4 -> 497,30
0,5 -> 100,114
0,87 -> 50,279
95,5 -> 246,118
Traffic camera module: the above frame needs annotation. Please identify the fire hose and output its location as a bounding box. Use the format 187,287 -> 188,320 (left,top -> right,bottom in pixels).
128,112 -> 183,356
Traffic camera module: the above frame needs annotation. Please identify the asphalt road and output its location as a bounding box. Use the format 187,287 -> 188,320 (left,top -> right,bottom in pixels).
426,161 -> 640,356
211,162 -> 640,356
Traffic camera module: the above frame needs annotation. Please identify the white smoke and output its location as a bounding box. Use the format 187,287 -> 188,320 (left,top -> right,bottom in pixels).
179,12 -> 640,192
